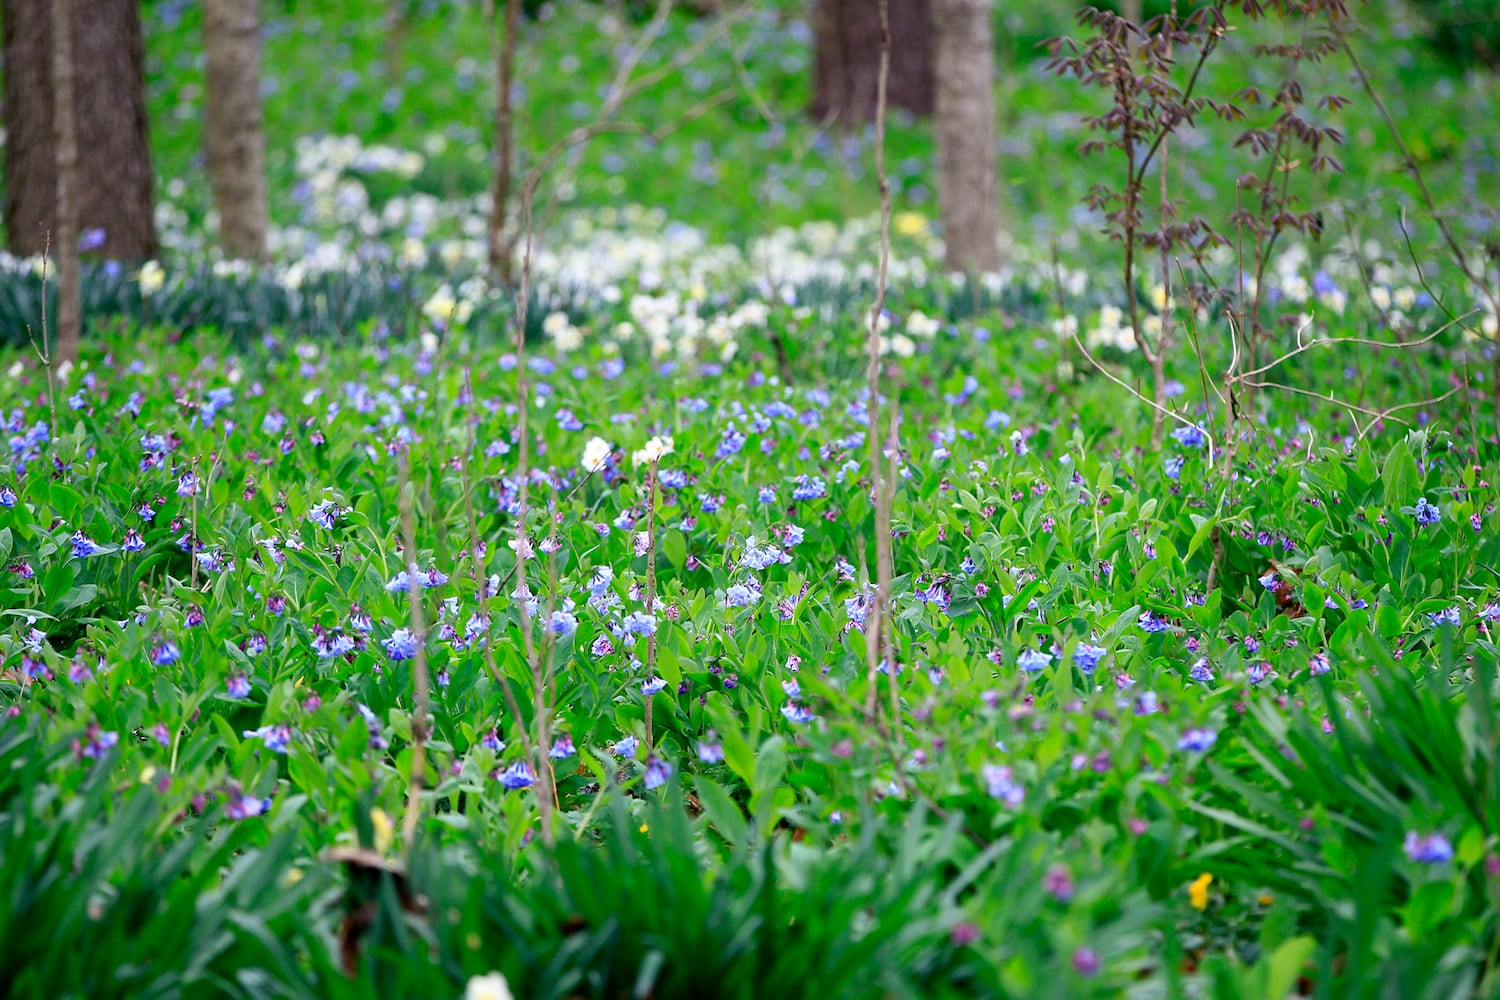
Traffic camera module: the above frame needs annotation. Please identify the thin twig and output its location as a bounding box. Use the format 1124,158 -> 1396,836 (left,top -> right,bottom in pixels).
643,461 -> 659,754
397,453 -> 432,853
863,0 -> 894,728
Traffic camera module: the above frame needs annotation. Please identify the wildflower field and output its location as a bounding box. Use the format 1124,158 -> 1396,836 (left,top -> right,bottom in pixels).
5,1 -> 1500,998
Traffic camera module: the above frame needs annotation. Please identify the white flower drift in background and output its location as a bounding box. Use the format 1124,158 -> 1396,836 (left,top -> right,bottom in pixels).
581,436 -> 612,472
464,972 -> 515,1000
632,435 -> 673,465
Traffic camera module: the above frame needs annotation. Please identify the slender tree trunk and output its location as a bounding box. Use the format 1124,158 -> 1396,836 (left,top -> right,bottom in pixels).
931,0 -> 1001,273
384,0 -> 407,83
811,0 -> 932,123
204,0 -> 269,261
3,0 -> 157,263
488,0 -> 521,282
50,0 -> 79,364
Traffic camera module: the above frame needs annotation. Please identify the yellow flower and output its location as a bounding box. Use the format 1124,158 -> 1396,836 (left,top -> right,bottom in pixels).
894,212 -> 928,237
1258,892 -> 1275,906
639,823 -> 649,834
371,808 -> 394,855
1189,873 -> 1213,911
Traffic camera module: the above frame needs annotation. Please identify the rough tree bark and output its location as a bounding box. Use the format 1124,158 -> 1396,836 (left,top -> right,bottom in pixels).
811,0 -> 932,122
49,0 -> 79,364
931,0 -> 1001,273
204,0 -> 269,261
2,0 -> 159,262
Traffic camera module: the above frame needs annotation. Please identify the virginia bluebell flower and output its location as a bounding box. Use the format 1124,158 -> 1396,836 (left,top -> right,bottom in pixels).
1171,424 -> 1206,448
725,582 -> 759,608
243,724 -> 293,753
225,789 -> 272,820
1017,649 -> 1052,673
384,628 -> 419,661
226,674 -> 252,699
1177,728 -> 1217,752
781,702 -> 815,723
622,611 -> 657,636
697,736 -> 724,763
643,756 -> 672,789
1403,831 -> 1453,864
1428,606 -> 1461,628
549,610 -> 578,637
982,764 -> 1024,807
1138,611 -> 1170,633
497,761 -> 536,790
1072,643 -> 1105,673
308,500 -> 342,529
73,724 -> 119,760
70,531 -> 100,559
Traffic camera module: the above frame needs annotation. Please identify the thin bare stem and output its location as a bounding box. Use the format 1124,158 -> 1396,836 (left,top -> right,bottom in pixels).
643,461 -> 659,754
863,0 -> 894,729
455,366 -> 546,828
397,454 -> 432,854
1071,330 -> 1218,468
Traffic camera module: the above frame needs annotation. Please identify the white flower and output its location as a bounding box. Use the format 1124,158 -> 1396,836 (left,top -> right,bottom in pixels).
581,436 -> 611,473
632,435 -> 674,465
906,310 -> 940,337
422,285 -> 472,326
399,238 -> 427,268
879,333 -> 915,358
465,972 -> 515,1000
137,260 -> 165,295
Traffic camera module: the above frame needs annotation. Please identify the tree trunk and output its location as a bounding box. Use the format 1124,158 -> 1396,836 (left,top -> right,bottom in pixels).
2,0 -> 158,263
811,0 -> 932,123
488,0 -> 521,282
204,0 -> 269,261
49,0 -> 78,365
931,0 -> 1001,273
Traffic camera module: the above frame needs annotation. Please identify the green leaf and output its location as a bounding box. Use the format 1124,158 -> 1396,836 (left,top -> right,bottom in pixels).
662,529 -> 686,570
719,724 -> 755,787
1186,514 -> 1216,561
693,775 -> 747,847
1382,440 -> 1417,506
1264,935 -> 1316,1000
752,735 -> 787,797
656,643 -> 681,686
